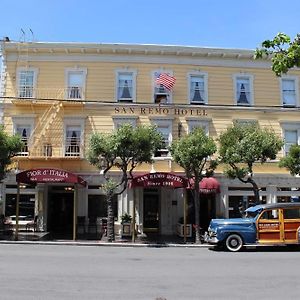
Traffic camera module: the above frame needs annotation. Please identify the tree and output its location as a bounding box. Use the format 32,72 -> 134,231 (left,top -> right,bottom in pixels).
279,144 -> 300,176
218,122 -> 284,205
87,124 -> 163,242
169,128 -> 217,243
0,126 -> 24,181
255,32 -> 300,76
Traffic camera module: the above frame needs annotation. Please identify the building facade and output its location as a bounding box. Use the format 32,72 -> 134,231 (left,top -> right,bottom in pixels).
1,39 -> 300,238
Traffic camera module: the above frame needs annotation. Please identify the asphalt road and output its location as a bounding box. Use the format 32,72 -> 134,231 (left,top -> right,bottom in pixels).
0,244 -> 300,300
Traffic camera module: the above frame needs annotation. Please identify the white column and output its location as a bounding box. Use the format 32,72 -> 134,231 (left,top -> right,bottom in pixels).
266,185 -> 277,204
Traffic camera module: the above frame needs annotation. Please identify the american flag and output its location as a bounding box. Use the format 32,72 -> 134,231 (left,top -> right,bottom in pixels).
156,73 -> 176,91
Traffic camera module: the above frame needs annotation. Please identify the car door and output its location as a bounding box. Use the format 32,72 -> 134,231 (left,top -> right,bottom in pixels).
282,207 -> 300,244
256,208 -> 284,244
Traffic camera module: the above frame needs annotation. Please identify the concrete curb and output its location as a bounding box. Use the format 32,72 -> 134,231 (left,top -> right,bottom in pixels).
0,240 -> 211,248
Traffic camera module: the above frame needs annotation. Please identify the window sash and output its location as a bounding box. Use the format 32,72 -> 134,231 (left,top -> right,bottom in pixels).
190,76 -> 205,103
236,78 -> 251,104
284,129 -> 298,155
65,126 -> 81,156
118,73 -> 133,101
67,72 -> 84,99
18,71 -> 34,98
16,125 -> 31,155
282,79 -> 296,106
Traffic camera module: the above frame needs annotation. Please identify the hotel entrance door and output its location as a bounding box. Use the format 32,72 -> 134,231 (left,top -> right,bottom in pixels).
143,190 -> 159,233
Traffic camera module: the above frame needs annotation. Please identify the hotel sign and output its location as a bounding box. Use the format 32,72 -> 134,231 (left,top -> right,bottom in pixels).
115,106 -> 207,117
131,172 -> 188,189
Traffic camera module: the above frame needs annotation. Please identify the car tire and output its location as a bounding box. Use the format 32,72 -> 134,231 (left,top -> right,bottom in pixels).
225,234 -> 243,252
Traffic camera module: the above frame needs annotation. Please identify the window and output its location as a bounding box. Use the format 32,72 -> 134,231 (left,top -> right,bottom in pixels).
188,73 -> 207,104
116,70 -> 137,102
281,77 -> 298,107
65,125 -> 81,157
233,74 -> 253,106
283,208 -> 300,219
153,71 -> 173,104
112,116 -> 137,129
13,116 -> 34,156
187,120 -> 209,135
260,209 -> 279,220
281,122 -> 300,155
65,68 -> 87,100
5,194 -> 35,217
17,68 -> 38,98
151,119 -> 173,157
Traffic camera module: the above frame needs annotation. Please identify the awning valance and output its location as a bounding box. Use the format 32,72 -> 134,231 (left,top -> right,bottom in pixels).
16,168 -> 86,187
130,172 -> 188,189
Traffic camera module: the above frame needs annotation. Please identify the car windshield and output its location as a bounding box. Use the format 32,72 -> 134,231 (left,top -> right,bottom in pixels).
243,210 -> 260,218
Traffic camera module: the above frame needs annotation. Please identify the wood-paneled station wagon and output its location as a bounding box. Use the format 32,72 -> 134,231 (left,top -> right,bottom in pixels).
207,203 -> 300,252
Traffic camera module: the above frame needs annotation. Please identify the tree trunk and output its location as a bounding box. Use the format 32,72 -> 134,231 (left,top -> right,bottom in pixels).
194,188 -> 201,244
248,178 -> 260,205
106,193 -> 115,242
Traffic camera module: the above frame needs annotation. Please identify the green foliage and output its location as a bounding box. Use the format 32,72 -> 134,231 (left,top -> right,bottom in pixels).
169,128 -> 217,178
121,213 -> 132,224
255,32 -> 300,76
219,122 -> 284,181
87,124 -> 164,185
0,126 -> 23,181
279,144 -> 300,176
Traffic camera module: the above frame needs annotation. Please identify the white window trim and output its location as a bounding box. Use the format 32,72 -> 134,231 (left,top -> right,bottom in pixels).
150,117 -> 173,159
233,73 -> 254,106
187,120 -> 209,135
16,67 -> 39,98
64,67 -> 87,100
115,68 -> 137,103
63,117 -> 85,158
12,115 -> 35,155
280,76 -> 299,107
187,71 -> 208,105
112,116 -> 138,129
281,122 -> 300,155
152,69 -> 173,104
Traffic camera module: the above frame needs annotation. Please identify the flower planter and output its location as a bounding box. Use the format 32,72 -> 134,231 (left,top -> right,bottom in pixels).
121,222 -> 132,237
177,223 -> 192,237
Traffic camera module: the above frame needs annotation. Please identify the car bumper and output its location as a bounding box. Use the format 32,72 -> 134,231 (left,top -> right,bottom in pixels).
206,235 -> 219,245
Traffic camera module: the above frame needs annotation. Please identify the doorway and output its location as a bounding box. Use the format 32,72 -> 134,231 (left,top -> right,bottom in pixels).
143,189 -> 160,233
47,190 -> 74,238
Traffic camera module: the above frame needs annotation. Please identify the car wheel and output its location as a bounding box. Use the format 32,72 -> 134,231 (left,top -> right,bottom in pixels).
225,234 -> 243,252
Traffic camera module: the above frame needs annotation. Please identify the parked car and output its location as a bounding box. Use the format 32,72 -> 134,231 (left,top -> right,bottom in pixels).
207,202 -> 300,252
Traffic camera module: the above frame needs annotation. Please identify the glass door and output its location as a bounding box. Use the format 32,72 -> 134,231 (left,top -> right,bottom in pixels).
143,191 -> 159,233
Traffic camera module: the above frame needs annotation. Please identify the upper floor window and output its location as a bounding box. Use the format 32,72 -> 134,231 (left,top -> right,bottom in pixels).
281,122 -> 300,155
17,68 -> 38,98
116,70 -> 137,103
112,116 -> 137,130
187,120 -> 209,135
65,68 -> 87,100
233,74 -> 253,106
64,117 -> 85,157
153,71 -> 174,104
188,73 -> 208,104
281,77 -> 298,107
12,116 -> 35,156
151,118 -> 173,157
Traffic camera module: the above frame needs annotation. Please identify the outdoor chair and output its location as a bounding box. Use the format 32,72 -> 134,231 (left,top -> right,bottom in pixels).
26,216 -> 38,232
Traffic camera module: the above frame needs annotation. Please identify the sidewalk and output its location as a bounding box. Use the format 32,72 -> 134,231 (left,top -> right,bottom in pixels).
0,231 -> 211,248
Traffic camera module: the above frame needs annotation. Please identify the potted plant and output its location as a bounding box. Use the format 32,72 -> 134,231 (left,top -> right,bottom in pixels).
121,213 -> 132,237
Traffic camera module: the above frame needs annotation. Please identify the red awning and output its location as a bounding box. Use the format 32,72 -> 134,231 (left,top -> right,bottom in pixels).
130,172 -> 188,189
16,168 -> 86,186
199,177 -> 220,194
189,177 -> 220,194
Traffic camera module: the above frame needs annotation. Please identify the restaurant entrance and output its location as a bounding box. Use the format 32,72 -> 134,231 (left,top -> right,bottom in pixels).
47,190 -> 74,238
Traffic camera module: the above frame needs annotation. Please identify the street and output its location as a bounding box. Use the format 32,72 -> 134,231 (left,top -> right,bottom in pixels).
0,244 -> 300,299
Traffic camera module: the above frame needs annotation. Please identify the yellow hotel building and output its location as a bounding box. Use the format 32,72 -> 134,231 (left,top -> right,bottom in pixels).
1,39 -> 300,239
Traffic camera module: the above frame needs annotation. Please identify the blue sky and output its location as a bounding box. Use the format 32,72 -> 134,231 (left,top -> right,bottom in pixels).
0,0 -> 299,50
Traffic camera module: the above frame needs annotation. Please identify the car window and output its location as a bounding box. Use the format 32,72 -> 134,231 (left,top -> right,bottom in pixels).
260,209 -> 279,220
283,208 -> 300,219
